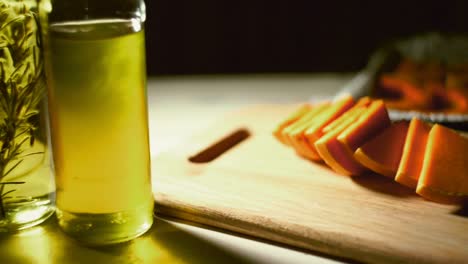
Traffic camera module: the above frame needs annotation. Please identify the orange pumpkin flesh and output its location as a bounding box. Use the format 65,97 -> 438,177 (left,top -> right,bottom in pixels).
354,122 -> 409,178
315,107 -> 368,175
281,103 -> 329,147
283,103 -> 330,159
379,74 -> 428,109
313,97 -> 373,175
274,97 -> 468,205
416,125 -> 468,204
287,96 -> 354,161
321,97 -> 372,134
300,95 -> 356,158
423,84 -> 468,113
394,118 -> 431,189
273,104 -> 311,145
447,89 -> 468,112
337,100 -> 391,152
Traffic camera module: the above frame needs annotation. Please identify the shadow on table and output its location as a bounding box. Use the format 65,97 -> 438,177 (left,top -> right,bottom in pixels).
146,216 -> 256,264
453,203 -> 468,218
0,213 -> 254,264
351,173 -> 416,198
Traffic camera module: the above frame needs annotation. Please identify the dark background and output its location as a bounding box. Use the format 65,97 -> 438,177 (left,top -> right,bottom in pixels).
144,1 -> 468,76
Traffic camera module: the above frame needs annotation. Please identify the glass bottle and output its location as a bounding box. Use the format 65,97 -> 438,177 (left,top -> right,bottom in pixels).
39,0 -> 154,244
0,0 -> 55,232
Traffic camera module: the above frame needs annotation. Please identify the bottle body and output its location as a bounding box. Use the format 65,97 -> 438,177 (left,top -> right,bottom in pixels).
41,1 -> 153,244
0,0 -> 55,232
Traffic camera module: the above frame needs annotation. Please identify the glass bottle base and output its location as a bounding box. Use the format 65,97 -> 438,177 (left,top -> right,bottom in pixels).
56,204 -> 154,245
0,194 -> 55,232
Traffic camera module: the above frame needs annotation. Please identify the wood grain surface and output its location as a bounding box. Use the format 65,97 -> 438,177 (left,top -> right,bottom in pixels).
152,104 -> 468,264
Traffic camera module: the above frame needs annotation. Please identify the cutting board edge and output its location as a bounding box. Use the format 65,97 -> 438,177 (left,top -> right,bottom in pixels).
154,193 -> 467,264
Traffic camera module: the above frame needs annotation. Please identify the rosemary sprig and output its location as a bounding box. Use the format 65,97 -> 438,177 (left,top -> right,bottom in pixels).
0,1 -> 45,218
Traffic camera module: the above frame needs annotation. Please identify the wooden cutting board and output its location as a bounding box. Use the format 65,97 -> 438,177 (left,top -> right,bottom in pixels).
152,104 -> 468,264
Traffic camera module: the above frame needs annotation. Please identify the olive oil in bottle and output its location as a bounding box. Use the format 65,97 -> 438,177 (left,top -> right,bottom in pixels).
45,19 -> 154,244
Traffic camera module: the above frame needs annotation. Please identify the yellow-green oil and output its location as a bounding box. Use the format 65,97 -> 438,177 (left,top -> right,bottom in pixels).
45,19 -> 153,244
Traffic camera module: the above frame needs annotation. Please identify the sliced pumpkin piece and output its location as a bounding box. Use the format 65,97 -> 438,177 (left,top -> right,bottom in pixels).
282,103 -> 330,159
298,95 -> 356,160
322,97 -> 372,134
315,107 -> 368,175
354,121 -> 409,178
445,88 -> 468,113
280,102 -> 329,147
425,84 -> 468,113
379,74 -> 428,109
273,104 -> 311,145
416,125 -> 468,204
337,100 -> 391,153
395,118 -> 431,188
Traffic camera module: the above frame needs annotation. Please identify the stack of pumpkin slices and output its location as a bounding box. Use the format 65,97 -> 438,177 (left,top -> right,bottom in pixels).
273,95 -> 468,204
